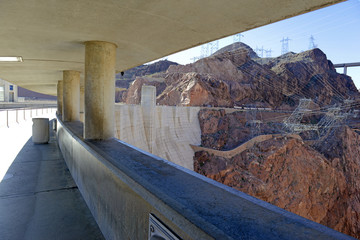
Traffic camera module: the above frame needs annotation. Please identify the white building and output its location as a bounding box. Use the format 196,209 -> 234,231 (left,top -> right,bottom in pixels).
0,79 -> 18,102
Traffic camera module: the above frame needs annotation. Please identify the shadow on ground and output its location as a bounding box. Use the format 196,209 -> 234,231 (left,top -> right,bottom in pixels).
0,128 -> 104,240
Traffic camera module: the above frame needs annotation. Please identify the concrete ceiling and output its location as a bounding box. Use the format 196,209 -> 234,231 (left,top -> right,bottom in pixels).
0,0 -> 343,95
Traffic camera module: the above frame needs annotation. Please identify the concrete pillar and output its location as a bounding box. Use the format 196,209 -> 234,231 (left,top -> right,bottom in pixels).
141,85 -> 156,152
84,41 -> 117,139
57,80 -> 63,116
344,66 -> 347,75
63,70 -> 80,122
80,77 -> 85,122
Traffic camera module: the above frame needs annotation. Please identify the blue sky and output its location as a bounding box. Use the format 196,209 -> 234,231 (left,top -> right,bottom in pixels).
160,0 -> 360,88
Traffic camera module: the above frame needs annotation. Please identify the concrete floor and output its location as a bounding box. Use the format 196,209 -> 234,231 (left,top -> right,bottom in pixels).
0,122 -> 104,240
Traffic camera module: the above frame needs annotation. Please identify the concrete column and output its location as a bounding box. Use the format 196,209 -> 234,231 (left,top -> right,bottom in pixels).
80,77 -> 85,122
141,85 -> 156,152
57,80 -> 63,116
84,41 -> 117,140
63,70 -> 80,122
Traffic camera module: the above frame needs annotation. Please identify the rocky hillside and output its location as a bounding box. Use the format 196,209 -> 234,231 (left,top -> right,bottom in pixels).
194,126 -> 360,238
121,74 -> 167,104
122,42 -> 359,109
115,60 -> 178,102
158,44 -> 358,108
198,109 -> 288,150
18,87 -> 57,100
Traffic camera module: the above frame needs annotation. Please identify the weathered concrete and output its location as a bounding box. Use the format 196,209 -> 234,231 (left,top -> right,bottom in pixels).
115,104 -> 201,170
141,85 -> 156,152
57,80 -> 63,115
80,77 -> 84,123
63,70 -> 80,122
57,117 -> 355,240
0,123 -> 104,240
84,41 -> 117,140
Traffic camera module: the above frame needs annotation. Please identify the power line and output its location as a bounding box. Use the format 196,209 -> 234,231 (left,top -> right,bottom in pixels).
265,49 -> 272,58
233,33 -> 244,43
308,35 -> 318,50
280,37 -> 291,55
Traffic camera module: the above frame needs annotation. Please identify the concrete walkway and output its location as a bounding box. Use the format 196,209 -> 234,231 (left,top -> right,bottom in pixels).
0,125 -> 104,240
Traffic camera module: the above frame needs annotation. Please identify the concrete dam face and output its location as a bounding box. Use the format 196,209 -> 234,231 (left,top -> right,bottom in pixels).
114,90 -> 201,170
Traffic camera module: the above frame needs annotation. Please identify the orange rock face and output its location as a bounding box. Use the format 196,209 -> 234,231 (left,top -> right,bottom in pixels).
194,127 -> 360,238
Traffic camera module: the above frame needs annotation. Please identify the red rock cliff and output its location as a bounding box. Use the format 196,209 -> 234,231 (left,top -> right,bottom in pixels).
194,126 -> 360,238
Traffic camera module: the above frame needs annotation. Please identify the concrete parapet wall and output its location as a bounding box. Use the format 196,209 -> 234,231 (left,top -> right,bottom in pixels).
57,118 -> 354,240
115,104 -> 201,170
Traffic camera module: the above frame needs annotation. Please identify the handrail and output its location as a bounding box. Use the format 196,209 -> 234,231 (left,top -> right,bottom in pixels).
0,107 -> 56,128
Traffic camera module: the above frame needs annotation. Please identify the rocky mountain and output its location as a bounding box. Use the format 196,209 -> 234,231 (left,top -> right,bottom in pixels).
122,42 -> 359,109
18,87 -> 57,100
194,126 -> 360,238
116,60 -> 178,89
197,109 -> 287,151
158,44 -> 358,108
212,42 -> 259,59
121,74 -> 167,104
115,60 -> 178,102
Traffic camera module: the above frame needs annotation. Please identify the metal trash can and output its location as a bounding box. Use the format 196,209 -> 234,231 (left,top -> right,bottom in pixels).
32,118 -> 49,144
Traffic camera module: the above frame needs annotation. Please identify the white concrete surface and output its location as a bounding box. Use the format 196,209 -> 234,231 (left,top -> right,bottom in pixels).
0,120 -> 104,240
0,109 -> 55,181
115,104 -> 201,170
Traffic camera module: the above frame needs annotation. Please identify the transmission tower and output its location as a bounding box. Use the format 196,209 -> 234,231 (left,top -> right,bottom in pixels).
265,49 -> 272,58
280,37 -> 291,55
191,56 -> 201,63
209,40 -> 219,55
245,106 -> 262,139
200,40 -> 219,58
255,46 -> 264,58
233,33 -> 244,43
283,99 -> 317,133
200,44 -> 209,58
317,105 -> 348,138
318,108 -> 341,130
308,35 -> 318,50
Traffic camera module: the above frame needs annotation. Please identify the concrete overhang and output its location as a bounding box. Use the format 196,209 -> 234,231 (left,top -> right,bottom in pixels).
0,0 -> 343,95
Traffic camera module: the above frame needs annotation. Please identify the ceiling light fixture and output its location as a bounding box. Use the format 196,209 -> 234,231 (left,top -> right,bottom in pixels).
0,56 -> 23,62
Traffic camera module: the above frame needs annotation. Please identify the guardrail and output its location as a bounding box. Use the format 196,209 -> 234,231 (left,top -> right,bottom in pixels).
0,102 -> 56,109
56,117 -> 354,240
0,107 -> 56,128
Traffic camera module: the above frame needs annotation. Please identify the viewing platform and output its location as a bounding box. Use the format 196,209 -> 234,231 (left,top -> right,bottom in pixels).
0,120 -> 104,239
0,105 -> 356,239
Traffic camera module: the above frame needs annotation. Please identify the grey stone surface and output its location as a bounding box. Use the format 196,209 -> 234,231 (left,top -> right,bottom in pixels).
0,128 -> 104,240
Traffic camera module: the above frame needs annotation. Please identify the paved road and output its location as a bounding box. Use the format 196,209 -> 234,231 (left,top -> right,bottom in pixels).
0,120 -> 104,240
